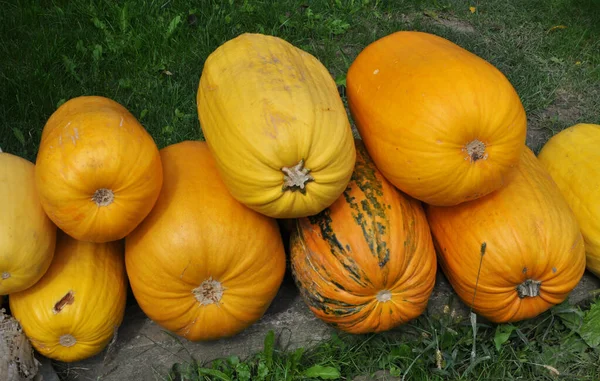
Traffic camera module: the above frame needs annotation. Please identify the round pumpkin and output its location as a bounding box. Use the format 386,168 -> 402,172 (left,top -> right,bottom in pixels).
197,33 -> 356,218
538,123 -> 600,278
1,150 -> 56,295
35,95 -> 163,243
290,139 -> 437,334
346,31 -> 527,206
8,231 -> 127,362
425,146 -> 586,323
125,140 -> 286,341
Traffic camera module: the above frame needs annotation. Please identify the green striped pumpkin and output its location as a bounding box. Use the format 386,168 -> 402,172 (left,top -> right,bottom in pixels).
290,139 -> 437,334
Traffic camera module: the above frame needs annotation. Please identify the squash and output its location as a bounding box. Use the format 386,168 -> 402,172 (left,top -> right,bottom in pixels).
346,31 -> 527,206
35,96 -> 163,243
8,231 -> 127,362
290,139 -> 437,334
537,123 -> 600,278
197,33 -> 356,218
125,141 -> 286,341
425,146 -> 586,323
1,150 -> 56,295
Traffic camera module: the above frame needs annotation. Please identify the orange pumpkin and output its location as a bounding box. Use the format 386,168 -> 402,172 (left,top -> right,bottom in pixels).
290,139 -> 437,334
8,231 -> 127,362
125,141 -> 286,341
1,150 -> 56,295
346,31 -> 527,206
425,146 -> 586,323
35,96 -> 163,243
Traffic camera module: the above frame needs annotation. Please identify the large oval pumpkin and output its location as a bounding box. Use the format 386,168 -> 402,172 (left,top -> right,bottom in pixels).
346,31 -> 527,206
197,33 -> 356,218
425,146 -> 586,323
538,123 -> 600,278
35,96 -> 163,243
125,141 -> 286,341
1,150 -> 56,295
290,139 -> 437,334
8,231 -> 127,362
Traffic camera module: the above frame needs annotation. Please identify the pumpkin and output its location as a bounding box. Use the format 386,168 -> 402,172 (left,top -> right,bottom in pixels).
290,139 -> 437,334
346,31 -> 527,206
8,231 -> 127,362
34,95 -> 163,243
197,33 -> 356,218
125,141 -> 286,341
425,146 -> 586,323
538,123 -> 600,278
1,150 -> 56,295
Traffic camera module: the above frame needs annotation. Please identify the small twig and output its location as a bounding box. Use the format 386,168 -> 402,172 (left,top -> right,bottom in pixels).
470,242 -> 487,362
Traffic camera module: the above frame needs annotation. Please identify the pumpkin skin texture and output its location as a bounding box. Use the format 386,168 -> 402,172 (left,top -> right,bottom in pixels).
125,141 -> 286,341
35,95 -> 163,243
346,31 -> 527,206
0,151 -> 56,295
8,231 -> 127,362
538,123 -> 600,278
290,139 -> 437,334
197,33 -> 356,219
425,147 -> 586,323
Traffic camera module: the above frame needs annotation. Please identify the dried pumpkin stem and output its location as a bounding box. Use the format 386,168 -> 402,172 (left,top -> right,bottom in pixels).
192,277 -> 225,305
92,188 -> 114,207
59,334 -> 77,347
516,279 -> 542,298
376,290 -> 392,302
465,139 -> 487,162
281,159 -> 314,194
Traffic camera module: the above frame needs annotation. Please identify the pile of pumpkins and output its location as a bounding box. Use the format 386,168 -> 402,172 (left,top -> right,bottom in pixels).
1,31 -> 599,364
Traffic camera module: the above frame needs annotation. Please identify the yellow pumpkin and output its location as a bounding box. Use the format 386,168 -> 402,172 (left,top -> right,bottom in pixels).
125,141 -> 286,341
538,123 -> 600,277
8,231 -> 127,362
1,150 -> 56,295
346,31 -> 527,206
197,33 -> 356,218
35,95 -> 163,243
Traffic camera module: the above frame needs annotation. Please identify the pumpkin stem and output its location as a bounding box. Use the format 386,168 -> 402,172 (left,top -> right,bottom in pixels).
281,159 -> 314,194
1,272 -> 9,280
516,279 -> 542,298
376,290 -> 392,302
465,139 -> 487,162
59,334 -> 77,347
92,188 -> 114,207
192,277 -> 225,305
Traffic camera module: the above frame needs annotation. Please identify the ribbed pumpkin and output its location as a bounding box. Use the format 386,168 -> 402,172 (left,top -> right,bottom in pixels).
35,96 -> 163,243
425,146 -> 586,323
538,123 -> 600,278
125,141 -> 286,341
346,31 -> 527,206
197,33 -> 356,218
8,231 -> 127,362
290,139 -> 437,334
1,150 -> 56,295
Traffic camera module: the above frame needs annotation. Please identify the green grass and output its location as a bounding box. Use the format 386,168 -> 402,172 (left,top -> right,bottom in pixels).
2,0 -> 600,380
167,299 -> 600,381
1,0 -> 599,160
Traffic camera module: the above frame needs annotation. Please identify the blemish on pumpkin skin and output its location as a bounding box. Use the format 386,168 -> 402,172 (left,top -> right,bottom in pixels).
53,290 -> 75,314
1,272 -> 10,280
552,267 -> 557,273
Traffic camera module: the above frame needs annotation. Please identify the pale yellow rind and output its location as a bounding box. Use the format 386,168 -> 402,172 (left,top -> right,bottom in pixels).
197,33 -> 356,218
538,123 -> 600,277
